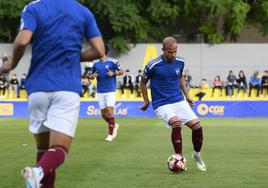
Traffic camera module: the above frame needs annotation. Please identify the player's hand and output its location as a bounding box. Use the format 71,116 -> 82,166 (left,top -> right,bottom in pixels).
0,57 -> 12,74
186,96 -> 195,107
139,101 -> 150,111
106,69 -> 114,77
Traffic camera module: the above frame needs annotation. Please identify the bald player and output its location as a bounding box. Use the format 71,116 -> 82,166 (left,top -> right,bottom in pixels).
140,37 -> 206,172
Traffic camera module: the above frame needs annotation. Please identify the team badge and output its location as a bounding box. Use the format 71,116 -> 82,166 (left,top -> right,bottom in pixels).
175,69 -> 180,75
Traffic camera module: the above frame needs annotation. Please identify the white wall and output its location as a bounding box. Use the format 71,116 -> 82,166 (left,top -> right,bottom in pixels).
1,43 -> 268,86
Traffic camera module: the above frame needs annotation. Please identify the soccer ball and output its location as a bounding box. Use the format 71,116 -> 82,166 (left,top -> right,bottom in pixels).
167,154 -> 186,173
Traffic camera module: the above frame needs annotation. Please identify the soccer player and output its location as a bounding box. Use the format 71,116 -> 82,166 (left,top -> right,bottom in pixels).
139,37 -> 206,171
0,0 -> 105,187
92,45 -> 124,142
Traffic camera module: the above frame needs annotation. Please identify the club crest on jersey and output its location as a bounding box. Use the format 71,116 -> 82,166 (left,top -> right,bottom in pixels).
105,65 -> 109,69
175,69 -> 180,75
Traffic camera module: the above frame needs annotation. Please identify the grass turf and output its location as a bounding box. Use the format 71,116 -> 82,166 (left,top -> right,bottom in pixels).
0,118 -> 268,188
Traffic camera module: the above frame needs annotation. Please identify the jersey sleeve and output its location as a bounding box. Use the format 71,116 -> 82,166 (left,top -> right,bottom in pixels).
92,63 -> 97,74
114,60 -> 121,71
142,64 -> 152,80
180,62 -> 185,77
84,9 -> 101,39
20,4 -> 38,33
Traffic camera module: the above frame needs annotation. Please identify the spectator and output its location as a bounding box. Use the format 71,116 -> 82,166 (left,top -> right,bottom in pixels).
212,75 -> 222,97
8,74 -> 20,98
84,61 -> 94,75
261,70 -> 268,96
135,69 -> 142,97
236,70 -> 247,96
120,69 -> 134,96
81,73 -> 95,97
226,70 -> 236,97
249,70 -> 261,97
18,73 -> 27,98
20,73 -> 27,90
0,74 -> 7,96
195,79 -> 209,101
183,69 -> 192,90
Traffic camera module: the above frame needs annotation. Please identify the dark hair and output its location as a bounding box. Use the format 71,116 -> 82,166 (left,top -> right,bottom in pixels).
126,69 -> 130,72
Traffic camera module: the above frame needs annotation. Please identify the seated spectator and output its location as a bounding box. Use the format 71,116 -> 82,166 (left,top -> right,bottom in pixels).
120,69 -> 134,96
81,73 -> 95,97
0,74 -> 7,96
261,70 -> 268,96
135,69 -> 142,97
84,61 -> 94,75
8,74 -> 20,98
195,79 -> 209,101
18,73 -> 27,98
212,75 -> 222,97
226,70 -> 236,97
236,70 -> 247,96
183,69 -> 192,91
249,70 -> 261,97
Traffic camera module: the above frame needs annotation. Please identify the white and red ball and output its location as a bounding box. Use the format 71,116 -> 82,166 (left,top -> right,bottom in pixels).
167,154 -> 186,173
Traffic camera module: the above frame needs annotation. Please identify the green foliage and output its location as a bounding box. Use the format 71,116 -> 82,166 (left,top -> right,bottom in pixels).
0,0 -> 30,41
0,0 -> 267,53
224,1 -> 250,40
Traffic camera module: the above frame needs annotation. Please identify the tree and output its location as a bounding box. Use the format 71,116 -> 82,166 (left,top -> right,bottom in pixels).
0,0 -> 267,54
0,0 -> 30,42
81,0 -> 180,53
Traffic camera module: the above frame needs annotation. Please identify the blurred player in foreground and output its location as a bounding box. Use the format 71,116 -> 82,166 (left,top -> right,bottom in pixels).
0,0 -> 105,187
140,37 -> 206,171
92,45 -> 124,142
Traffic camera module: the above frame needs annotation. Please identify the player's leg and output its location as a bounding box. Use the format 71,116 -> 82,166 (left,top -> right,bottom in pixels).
176,101 -> 206,171
98,92 -> 114,140
185,119 -> 206,171
105,92 -> 119,141
37,130 -> 71,184
34,132 -> 56,188
35,91 -> 80,186
168,116 -> 183,156
155,104 -> 182,155
22,92 -> 52,187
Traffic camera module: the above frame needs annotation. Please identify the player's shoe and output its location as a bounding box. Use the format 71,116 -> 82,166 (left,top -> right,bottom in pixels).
21,167 -> 43,188
105,135 -> 114,142
112,123 -> 119,139
192,154 -> 206,171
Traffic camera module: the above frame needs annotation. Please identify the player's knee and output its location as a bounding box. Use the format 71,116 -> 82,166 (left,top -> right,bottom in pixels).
169,117 -> 182,128
191,121 -> 202,131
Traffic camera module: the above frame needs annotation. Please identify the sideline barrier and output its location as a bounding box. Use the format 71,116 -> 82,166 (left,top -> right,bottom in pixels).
0,101 -> 268,118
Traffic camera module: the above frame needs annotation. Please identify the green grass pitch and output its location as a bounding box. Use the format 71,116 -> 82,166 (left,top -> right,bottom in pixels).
0,118 -> 268,188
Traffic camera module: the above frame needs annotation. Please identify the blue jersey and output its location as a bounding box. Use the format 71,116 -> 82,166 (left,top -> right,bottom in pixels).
20,0 -> 101,95
143,55 -> 185,110
92,57 -> 121,93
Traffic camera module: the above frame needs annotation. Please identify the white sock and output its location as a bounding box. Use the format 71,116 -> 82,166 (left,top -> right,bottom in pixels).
33,166 -> 44,181
193,151 -> 201,157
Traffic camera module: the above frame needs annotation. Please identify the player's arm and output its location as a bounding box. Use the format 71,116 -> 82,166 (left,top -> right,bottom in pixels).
80,37 -> 105,62
180,75 -> 195,107
0,30 -> 32,73
115,69 -> 124,76
139,76 -> 150,111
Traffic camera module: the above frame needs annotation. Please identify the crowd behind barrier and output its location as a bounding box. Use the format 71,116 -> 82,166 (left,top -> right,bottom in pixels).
1,52 -> 268,101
